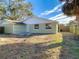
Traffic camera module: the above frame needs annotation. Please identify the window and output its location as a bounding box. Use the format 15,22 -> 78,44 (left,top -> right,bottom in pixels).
46,23 -> 52,29
34,24 -> 39,29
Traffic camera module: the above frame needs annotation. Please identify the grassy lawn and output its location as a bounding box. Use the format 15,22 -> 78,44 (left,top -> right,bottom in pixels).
63,39 -> 79,59
61,32 -> 79,59
0,33 -> 79,59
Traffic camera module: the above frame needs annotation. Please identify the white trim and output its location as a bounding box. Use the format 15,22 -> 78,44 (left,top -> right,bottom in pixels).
12,24 -> 14,34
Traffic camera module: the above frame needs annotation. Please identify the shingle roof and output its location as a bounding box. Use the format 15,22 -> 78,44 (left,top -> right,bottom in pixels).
23,16 -> 58,24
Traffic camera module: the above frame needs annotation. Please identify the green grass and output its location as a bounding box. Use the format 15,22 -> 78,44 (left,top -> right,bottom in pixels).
63,39 -> 79,59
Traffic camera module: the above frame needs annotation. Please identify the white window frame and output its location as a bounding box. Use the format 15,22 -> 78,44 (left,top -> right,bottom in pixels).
34,24 -> 39,29
45,23 -> 52,29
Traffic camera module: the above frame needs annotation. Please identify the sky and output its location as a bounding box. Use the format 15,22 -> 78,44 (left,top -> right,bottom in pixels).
1,0 -> 76,24
27,0 -> 61,16
26,0 -> 76,24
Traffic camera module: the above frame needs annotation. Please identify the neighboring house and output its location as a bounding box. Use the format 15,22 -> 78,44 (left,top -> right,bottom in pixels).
69,21 -> 79,35
58,24 -> 69,32
2,16 -> 58,35
69,15 -> 79,35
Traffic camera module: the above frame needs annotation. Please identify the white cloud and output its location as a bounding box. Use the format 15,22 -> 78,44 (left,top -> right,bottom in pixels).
58,17 -> 75,21
40,2 -> 65,16
49,13 -> 76,24
49,13 -> 64,20
55,16 -> 76,24
56,8 -> 62,12
53,15 -> 67,20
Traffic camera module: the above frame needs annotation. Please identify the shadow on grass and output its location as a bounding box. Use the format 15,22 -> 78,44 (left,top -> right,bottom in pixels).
0,41 -> 62,59
0,33 -> 54,38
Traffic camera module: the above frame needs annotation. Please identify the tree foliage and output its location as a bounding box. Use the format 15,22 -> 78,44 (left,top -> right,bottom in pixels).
0,3 -> 6,19
0,0 -> 32,20
59,0 -> 79,16
8,0 -> 32,20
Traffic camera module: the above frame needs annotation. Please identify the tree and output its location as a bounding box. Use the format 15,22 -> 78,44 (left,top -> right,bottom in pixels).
8,0 -> 32,20
0,0 -> 32,20
0,3 -> 6,20
59,0 -> 79,16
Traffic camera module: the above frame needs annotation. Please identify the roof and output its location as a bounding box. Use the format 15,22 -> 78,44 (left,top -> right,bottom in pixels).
3,16 -> 58,25
14,22 -> 25,25
23,16 -> 58,24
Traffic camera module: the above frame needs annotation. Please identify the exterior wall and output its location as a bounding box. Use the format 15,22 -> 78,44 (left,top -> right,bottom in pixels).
70,24 -> 79,35
70,25 -> 73,33
13,24 -> 26,34
70,24 -> 76,33
4,24 -> 13,34
4,23 -> 26,34
56,24 -> 58,33
4,23 -> 58,34
27,23 -> 58,34
59,24 -> 69,32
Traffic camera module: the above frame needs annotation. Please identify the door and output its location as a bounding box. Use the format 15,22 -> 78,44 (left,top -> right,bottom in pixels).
0,27 -> 4,34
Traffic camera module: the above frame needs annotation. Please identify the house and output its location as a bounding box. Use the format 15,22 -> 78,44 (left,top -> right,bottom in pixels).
69,15 -> 79,35
69,21 -> 79,35
1,16 -> 58,35
58,24 -> 69,32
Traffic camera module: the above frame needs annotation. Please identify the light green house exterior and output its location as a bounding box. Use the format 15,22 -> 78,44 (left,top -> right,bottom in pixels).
4,23 -> 26,34
4,16 -> 58,35
26,23 -> 58,34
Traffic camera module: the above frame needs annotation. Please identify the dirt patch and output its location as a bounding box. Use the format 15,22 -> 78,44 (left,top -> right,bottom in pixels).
0,33 -> 62,59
